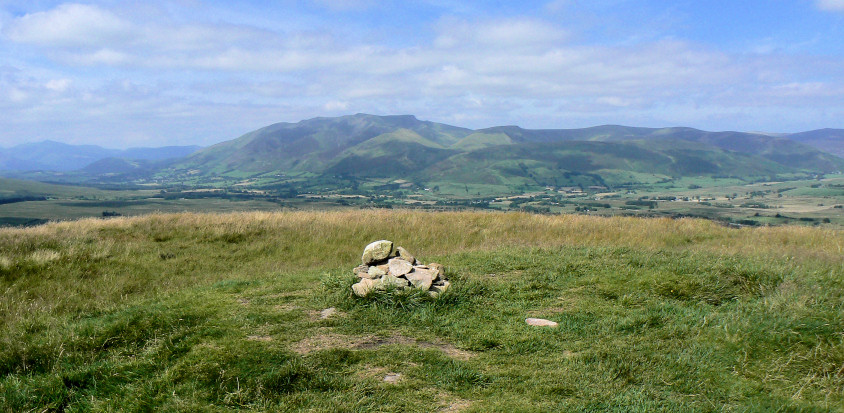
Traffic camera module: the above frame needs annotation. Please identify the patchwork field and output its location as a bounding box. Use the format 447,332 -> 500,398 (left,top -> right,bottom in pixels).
1,211 -> 842,411
2,174 -> 843,230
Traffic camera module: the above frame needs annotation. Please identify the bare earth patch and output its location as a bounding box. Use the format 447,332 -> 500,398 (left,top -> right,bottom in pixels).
306,307 -> 346,321
292,333 -> 474,360
272,304 -> 299,312
436,393 -> 474,412
246,335 -> 273,342
477,270 -> 525,283
355,364 -> 390,381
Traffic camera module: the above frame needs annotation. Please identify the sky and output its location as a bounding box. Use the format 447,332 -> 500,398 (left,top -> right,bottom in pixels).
1,0 -> 844,148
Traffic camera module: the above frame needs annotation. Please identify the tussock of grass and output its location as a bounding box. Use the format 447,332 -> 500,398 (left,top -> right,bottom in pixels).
1,210 -> 843,411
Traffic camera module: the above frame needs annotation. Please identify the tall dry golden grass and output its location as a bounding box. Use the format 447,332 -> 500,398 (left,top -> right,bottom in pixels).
2,210 -> 841,265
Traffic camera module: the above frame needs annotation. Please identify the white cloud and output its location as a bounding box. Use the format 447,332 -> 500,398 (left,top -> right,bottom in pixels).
311,0 -> 376,11
7,87 -> 27,102
1,3 -> 843,146
544,0 -> 570,13
323,100 -> 349,111
69,48 -> 132,65
817,0 -> 844,12
4,3 -> 133,47
434,17 -> 568,49
45,78 -> 71,92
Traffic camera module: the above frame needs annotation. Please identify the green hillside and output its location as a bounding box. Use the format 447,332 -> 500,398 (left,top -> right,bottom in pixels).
787,128 -> 844,158
326,129 -> 459,177
0,177 -> 113,199
1,211 -> 842,411
115,114 -> 844,193
451,132 -> 514,151
424,140 -> 789,189
169,114 -> 472,176
480,125 -> 844,173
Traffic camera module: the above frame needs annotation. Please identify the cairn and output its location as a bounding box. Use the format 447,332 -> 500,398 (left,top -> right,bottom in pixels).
351,240 -> 450,297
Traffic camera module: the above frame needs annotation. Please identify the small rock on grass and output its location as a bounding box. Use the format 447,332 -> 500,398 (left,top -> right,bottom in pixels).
383,373 -> 402,383
320,307 -> 336,319
526,318 -> 558,327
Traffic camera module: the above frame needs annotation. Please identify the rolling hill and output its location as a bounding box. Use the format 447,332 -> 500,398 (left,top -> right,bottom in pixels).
173,114 -> 471,176
0,141 -> 202,172
157,114 -> 843,191
787,128 -> 844,158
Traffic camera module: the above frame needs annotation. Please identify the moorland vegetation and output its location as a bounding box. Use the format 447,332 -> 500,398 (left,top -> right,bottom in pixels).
1,210 -> 842,411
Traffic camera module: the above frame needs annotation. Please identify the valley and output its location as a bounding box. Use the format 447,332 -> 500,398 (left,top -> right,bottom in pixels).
2,114 -> 843,228
2,173 -> 843,229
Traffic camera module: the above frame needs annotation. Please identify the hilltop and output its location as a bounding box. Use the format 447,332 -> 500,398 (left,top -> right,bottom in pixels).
0,141 -> 201,172
6,115 -> 842,193
166,114 -> 844,184
159,114 -> 843,190
1,210 -> 842,411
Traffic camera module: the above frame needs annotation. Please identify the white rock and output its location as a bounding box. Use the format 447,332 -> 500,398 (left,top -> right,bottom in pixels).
525,318 -> 558,327
320,307 -> 336,319
383,373 -> 402,383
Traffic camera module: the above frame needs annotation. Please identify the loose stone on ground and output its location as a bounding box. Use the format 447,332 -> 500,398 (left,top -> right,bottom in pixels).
320,307 -> 336,319
383,373 -> 402,383
526,318 -> 558,327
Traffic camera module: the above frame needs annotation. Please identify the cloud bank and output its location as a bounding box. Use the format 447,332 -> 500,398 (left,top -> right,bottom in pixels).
0,2 -> 842,147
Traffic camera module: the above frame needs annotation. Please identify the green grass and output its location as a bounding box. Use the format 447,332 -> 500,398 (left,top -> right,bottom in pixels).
0,178 -> 113,199
1,211 -> 843,411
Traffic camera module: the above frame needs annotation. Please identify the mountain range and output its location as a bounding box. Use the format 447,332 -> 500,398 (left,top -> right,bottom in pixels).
0,140 -> 202,172
2,114 -> 843,190
161,114 -> 843,188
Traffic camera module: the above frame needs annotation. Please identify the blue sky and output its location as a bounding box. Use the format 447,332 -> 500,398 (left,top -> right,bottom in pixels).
1,0 -> 843,148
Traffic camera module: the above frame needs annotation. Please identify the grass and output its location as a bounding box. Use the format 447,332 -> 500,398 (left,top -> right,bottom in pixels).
1,210 -> 843,411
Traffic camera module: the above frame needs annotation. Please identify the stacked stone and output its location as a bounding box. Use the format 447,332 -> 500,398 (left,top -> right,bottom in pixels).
351,240 -> 450,297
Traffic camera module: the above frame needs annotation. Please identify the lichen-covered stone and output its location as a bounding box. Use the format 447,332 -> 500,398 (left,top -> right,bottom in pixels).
388,258 -> 413,277
352,278 -> 378,297
354,265 -> 373,278
396,246 -> 416,264
428,280 -> 451,297
428,262 -> 445,281
368,265 -> 387,278
406,268 -> 435,290
352,242 -> 452,297
362,240 -> 393,265
379,274 -> 409,289
431,280 -> 450,293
